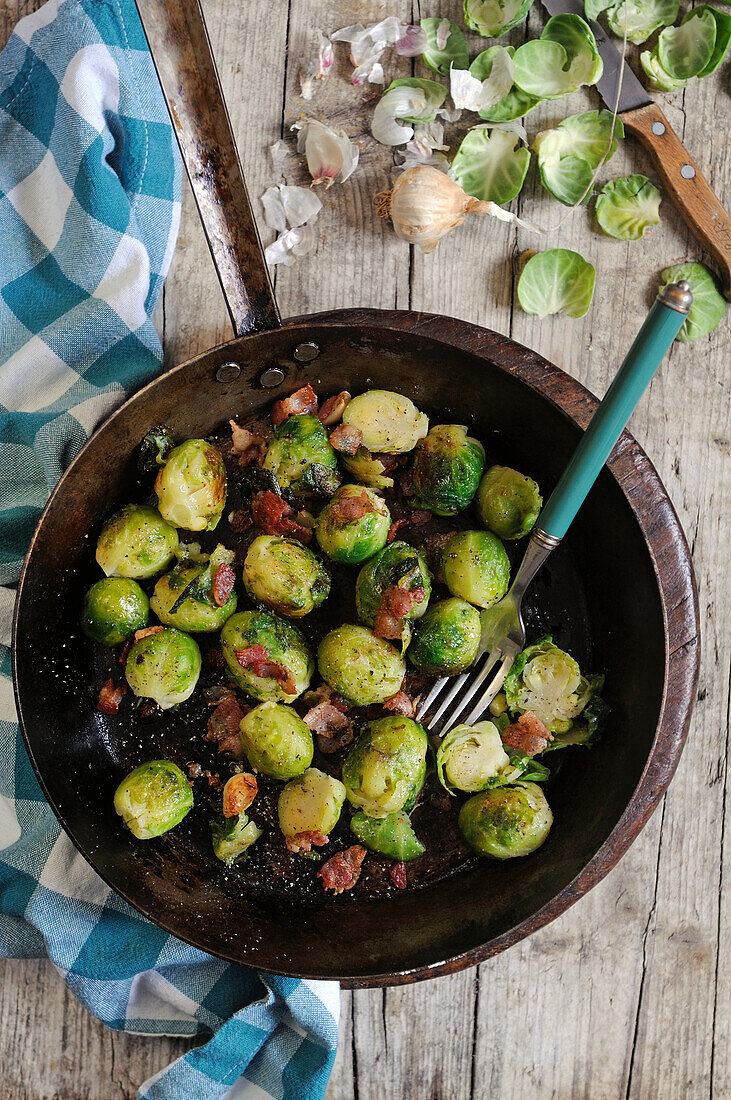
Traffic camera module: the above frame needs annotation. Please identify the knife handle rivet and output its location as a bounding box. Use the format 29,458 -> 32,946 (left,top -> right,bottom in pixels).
651,121 -> 666,136
680,164 -> 696,180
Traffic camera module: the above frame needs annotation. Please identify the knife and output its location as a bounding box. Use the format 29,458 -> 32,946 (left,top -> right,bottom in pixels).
541,0 -> 731,300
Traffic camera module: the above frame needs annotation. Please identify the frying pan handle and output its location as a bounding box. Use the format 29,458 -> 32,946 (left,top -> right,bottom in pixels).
135,0 -> 281,337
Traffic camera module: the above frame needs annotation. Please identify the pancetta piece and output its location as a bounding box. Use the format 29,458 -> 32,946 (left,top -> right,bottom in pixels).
233,645 -> 296,696
318,845 -> 367,894
285,830 -> 329,855
390,861 -> 407,890
329,424 -> 363,456
212,563 -> 236,606
251,490 -> 313,543
303,701 -> 354,754
382,690 -> 414,717
229,420 -> 266,466
133,625 -> 163,642
272,383 -> 318,426
317,391 -> 351,426
373,586 -> 420,640
206,695 -> 248,759
501,711 -> 554,757
330,488 -> 374,522
386,510 -> 432,543
222,772 -> 258,816
97,678 -> 125,715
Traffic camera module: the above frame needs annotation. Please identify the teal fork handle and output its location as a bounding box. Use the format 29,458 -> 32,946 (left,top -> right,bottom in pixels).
537,288 -> 690,541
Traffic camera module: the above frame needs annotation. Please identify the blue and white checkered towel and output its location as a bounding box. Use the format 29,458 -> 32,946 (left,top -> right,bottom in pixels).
0,2 -> 339,1097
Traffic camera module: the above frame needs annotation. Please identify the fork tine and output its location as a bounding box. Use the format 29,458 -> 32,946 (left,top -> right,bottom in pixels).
462,652 -> 516,726
424,672 -> 470,730
415,676 -> 449,721
430,648 -> 500,732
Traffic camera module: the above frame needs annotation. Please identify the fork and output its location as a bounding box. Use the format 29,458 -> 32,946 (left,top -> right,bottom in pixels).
416,279 -> 693,734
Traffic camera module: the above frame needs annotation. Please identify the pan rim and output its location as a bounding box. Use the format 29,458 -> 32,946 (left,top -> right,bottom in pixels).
12,308 -> 700,985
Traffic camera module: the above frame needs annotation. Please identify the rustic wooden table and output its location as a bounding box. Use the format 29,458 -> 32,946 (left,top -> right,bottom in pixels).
1,0 -> 729,1097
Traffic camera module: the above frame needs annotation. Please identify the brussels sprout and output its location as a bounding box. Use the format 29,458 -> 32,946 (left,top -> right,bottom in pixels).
436,721 -> 511,793
81,577 -> 149,646
356,541 -> 432,629
114,760 -> 193,840
504,636 -> 603,733
125,628 -> 201,710
408,598 -> 482,676
96,504 -> 179,580
476,465 -> 542,540
243,534 -> 330,618
517,249 -> 596,320
350,810 -> 425,860
342,447 -> 395,490
154,439 -> 227,532
150,545 -> 237,632
278,768 -> 346,837
315,485 -> 391,564
342,717 -> 428,818
411,424 -> 485,516
342,390 -> 428,454
239,701 -> 314,780
263,414 -> 339,496
442,531 -> 510,610
318,625 -> 406,706
458,782 -> 553,859
211,813 -> 262,866
221,610 -> 314,702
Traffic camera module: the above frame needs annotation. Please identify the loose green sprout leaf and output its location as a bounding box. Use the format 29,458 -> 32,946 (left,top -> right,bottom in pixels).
420,18 -> 469,75
657,9 -> 716,79
372,78 -> 447,145
463,0 -> 535,37
640,47 -> 688,90
514,14 -> 603,99
449,128 -> 530,206
659,262 -> 726,341
694,4 -> 731,75
605,0 -> 679,44
350,810 -> 426,860
595,175 -> 661,240
518,249 -> 596,319
584,0 -> 612,19
534,110 -> 623,206
543,694 -> 610,751
470,47 -> 542,123
138,424 -> 174,475
451,48 -> 516,112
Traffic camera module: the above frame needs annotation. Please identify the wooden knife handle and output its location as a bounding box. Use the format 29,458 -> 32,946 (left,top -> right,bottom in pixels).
622,102 -> 731,301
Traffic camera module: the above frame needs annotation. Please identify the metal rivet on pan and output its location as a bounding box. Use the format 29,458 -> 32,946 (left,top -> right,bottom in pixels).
293,342 -> 320,363
651,121 -> 666,135
215,362 -> 241,383
680,164 -> 696,179
260,366 -> 286,388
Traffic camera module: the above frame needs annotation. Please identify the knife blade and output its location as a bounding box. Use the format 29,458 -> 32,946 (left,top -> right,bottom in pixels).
540,0 -> 651,113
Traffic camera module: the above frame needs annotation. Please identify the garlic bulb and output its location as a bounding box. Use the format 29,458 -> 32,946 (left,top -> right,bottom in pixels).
376,166 -> 493,253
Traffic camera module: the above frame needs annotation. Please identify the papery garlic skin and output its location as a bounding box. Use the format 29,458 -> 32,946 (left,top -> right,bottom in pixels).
378,165 -> 494,253
293,118 -> 359,188
265,224 -> 317,267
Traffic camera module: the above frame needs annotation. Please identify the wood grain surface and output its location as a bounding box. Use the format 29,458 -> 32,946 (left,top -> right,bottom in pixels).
1,0 -> 729,1097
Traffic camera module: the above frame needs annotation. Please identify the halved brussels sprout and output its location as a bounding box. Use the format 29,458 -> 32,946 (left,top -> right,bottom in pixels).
458,782 -> 553,859
504,636 -> 604,733
125,628 -> 201,710
342,717 -> 428,818
356,541 -> 432,627
114,760 -> 193,840
317,625 -> 406,705
150,545 -> 237,632
211,813 -> 262,866
243,534 -> 330,618
408,598 -> 482,676
342,390 -> 428,454
437,721 -> 510,793
315,485 -> 391,564
81,577 -> 149,646
517,249 -> 596,320
476,465 -> 542,540
342,447 -> 395,490
464,0 -> 534,38
239,701 -> 314,780
263,414 -> 340,496
350,809 -> 425,860
411,425 -> 485,516
221,610 -> 314,702
595,175 -> 661,241
154,439 -> 227,532
96,504 -> 179,580
442,531 -> 510,609
278,767 -> 346,837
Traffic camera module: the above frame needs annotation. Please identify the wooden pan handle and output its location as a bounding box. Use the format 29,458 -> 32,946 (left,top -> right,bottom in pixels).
622,102 -> 731,301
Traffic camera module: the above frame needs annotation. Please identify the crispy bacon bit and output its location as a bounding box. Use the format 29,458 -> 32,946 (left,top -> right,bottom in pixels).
97,678 -> 125,715
286,830 -> 328,855
301,683 -> 350,712
206,695 -> 248,759
272,383 -> 318,426
251,490 -> 312,543
213,563 -> 236,606
134,626 -> 163,643
390,862 -> 407,890
387,508 -> 432,541
318,845 -> 367,894
222,772 -> 258,817
329,424 -> 362,456
382,690 -> 414,717
229,420 -> 266,466
303,702 -> 354,754
318,391 -> 351,426
139,701 -> 158,720
501,711 -> 554,757
331,488 -> 375,522
204,646 -> 227,670
118,640 -> 133,666
373,586 -> 417,640
187,762 -> 203,779
229,509 -> 254,533
234,645 -> 297,696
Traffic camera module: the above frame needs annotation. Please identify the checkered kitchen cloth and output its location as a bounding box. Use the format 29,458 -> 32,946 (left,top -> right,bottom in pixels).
0,2 -> 339,1098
